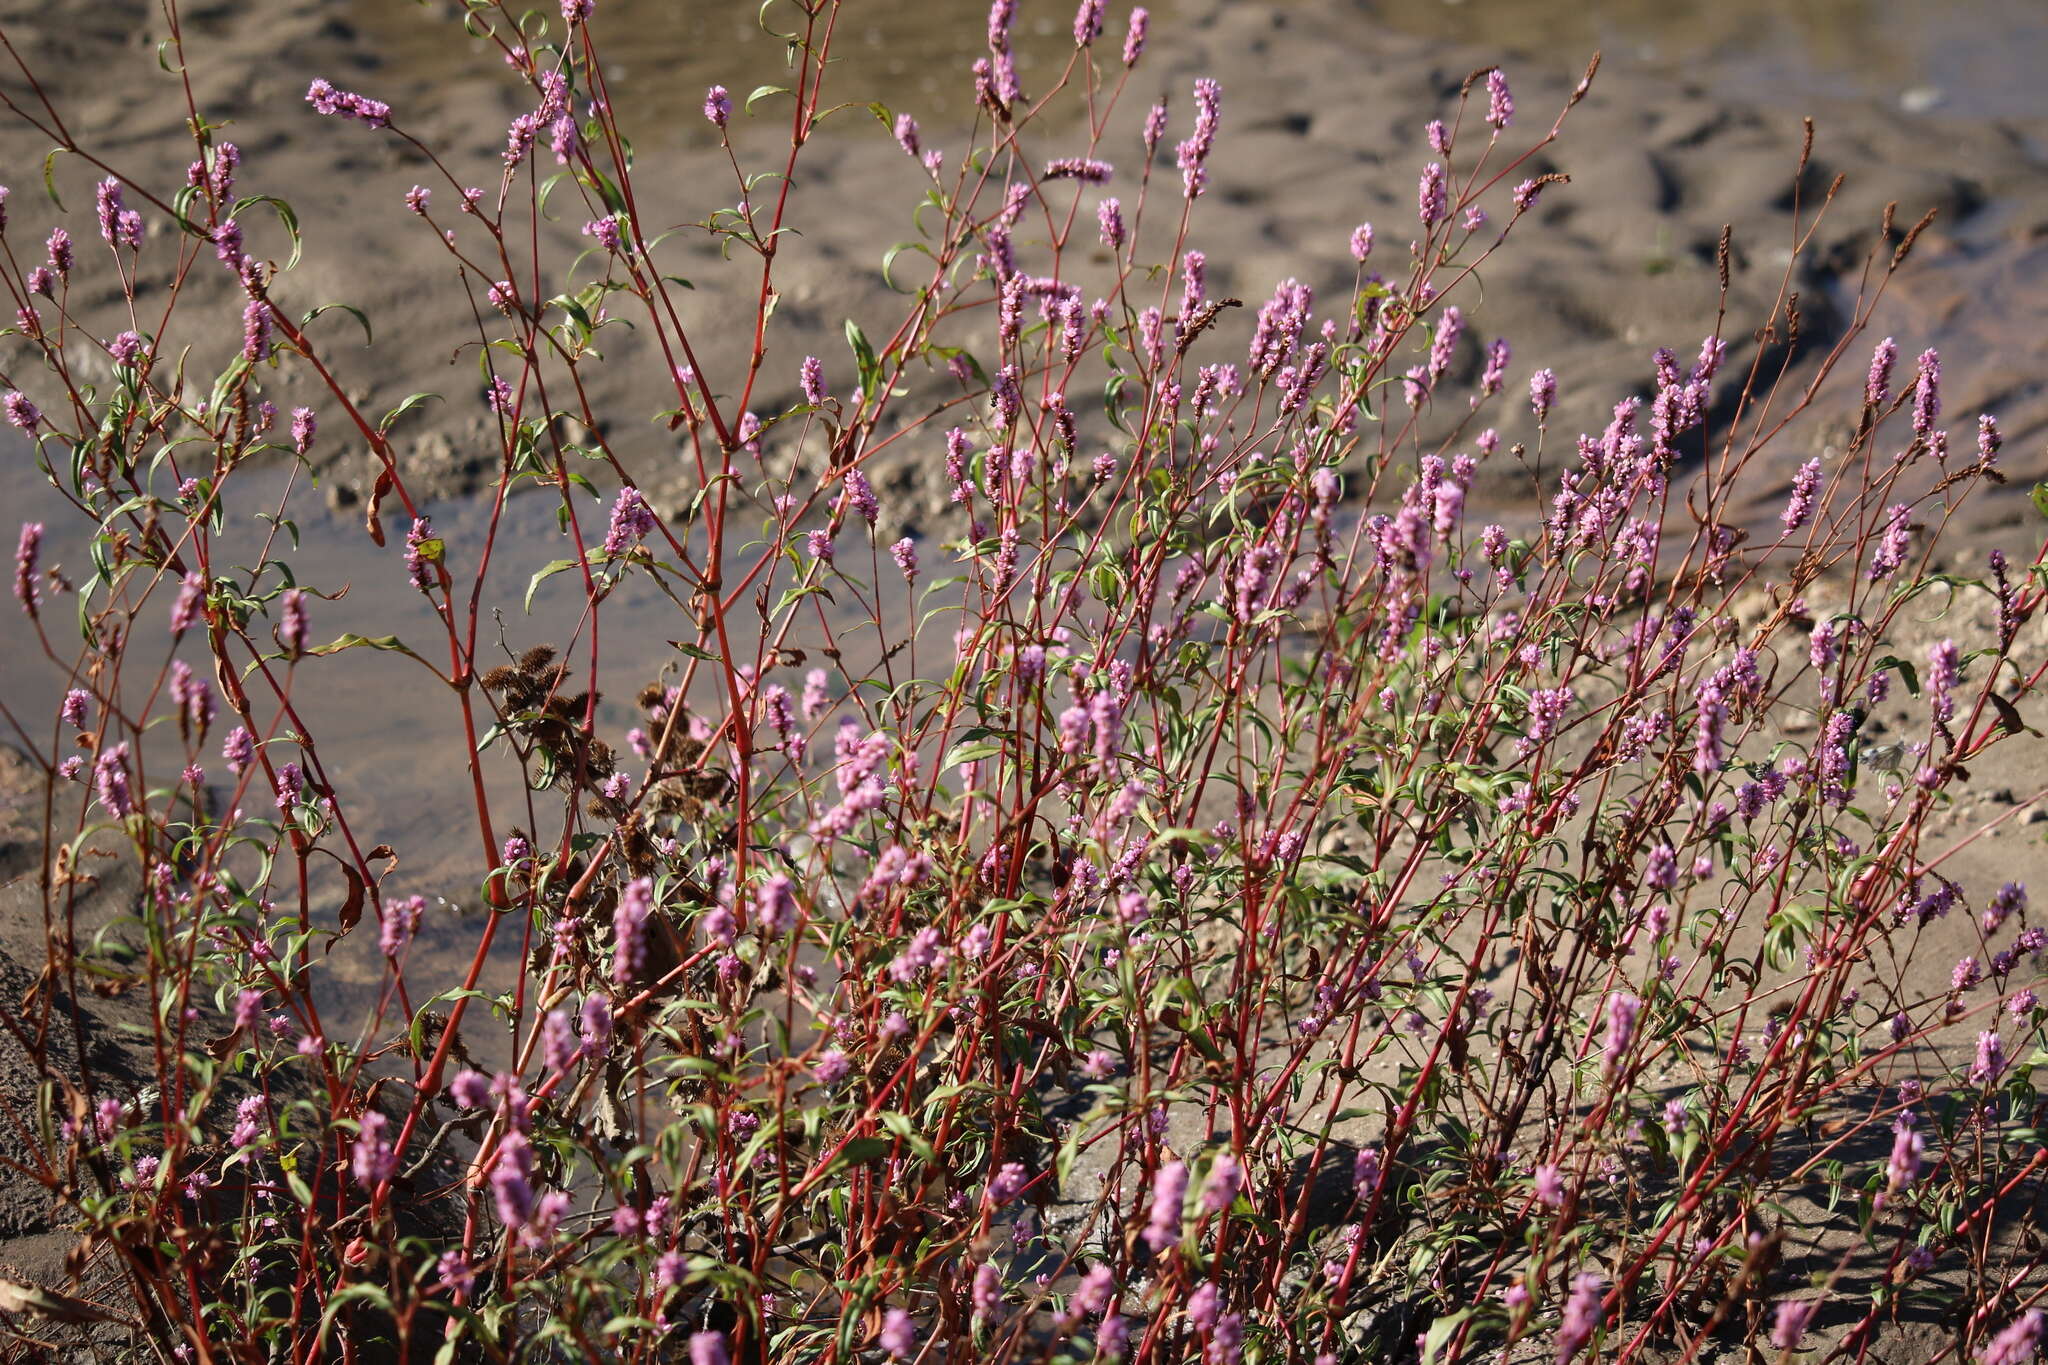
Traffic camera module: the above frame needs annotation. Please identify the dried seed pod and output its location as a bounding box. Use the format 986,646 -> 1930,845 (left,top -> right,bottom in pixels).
684,768 -> 732,801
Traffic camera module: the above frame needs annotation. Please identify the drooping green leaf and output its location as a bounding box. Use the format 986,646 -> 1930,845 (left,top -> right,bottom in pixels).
299,301 -> 374,345
845,318 -> 881,402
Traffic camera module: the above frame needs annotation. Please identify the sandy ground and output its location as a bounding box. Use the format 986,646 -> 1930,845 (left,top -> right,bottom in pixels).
0,745 -> 159,1344
0,0 -> 2042,534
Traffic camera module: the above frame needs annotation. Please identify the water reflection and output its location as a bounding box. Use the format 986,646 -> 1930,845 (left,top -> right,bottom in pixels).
353,0 -> 1170,132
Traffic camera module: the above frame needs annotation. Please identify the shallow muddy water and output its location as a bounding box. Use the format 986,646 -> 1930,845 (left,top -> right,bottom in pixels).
1368,0 -> 2048,121
353,0 -> 2048,126
0,449 -> 921,1032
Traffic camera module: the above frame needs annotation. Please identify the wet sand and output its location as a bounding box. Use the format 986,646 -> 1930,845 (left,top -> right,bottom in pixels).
2,0 -> 2042,874
2,0 -> 2043,521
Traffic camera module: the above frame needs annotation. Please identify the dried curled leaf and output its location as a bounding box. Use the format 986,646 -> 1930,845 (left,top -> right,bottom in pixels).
0,1278 -> 129,1326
